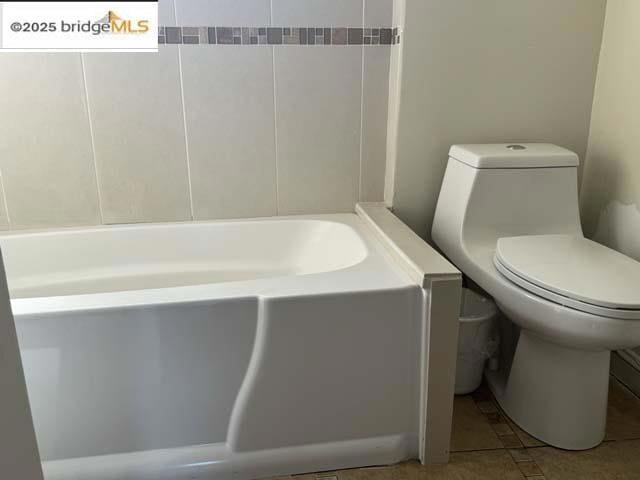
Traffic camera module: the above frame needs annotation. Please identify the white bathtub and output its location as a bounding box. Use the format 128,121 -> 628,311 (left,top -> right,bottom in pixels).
1,207 -> 461,480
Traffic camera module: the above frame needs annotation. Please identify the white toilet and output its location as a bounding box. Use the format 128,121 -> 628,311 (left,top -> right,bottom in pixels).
432,143 -> 640,450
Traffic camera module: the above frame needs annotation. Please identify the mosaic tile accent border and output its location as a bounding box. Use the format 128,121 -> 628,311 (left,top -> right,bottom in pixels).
158,26 -> 401,46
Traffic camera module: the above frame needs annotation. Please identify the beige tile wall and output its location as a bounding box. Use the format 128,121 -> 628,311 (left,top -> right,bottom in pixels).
0,54 -> 100,229
274,48 -> 362,214
0,0 -> 390,230
84,47 -> 192,224
180,46 -> 278,220
361,47 -> 390,202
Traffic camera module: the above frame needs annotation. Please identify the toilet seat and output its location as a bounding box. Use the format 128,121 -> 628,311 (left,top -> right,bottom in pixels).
494,234 -> 640,320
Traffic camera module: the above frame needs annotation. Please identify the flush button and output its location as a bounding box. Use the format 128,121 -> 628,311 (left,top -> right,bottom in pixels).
506,144 -> 526,150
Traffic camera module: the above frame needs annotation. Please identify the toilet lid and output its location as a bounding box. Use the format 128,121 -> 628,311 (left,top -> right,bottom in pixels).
495,235 -> 640,313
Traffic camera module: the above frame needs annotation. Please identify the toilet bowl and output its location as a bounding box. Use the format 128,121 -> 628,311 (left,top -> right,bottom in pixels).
431,143 -> 640,450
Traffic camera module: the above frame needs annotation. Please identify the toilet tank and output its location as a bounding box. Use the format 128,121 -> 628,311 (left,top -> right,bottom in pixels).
432,144 -> 583,255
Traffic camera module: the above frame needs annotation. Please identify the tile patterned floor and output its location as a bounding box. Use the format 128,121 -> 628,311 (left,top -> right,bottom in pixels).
278,376 -> 640,480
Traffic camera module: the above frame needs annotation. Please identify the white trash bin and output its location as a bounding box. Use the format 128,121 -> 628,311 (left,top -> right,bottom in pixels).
455,288 -> 498,395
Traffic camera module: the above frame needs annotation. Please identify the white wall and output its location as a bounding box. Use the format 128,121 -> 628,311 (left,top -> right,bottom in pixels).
580,0 -> 640,376
387,0 -> 606,239
0,0 -> 392,230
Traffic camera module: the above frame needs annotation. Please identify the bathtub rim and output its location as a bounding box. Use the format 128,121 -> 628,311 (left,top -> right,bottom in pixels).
0,212 -> 358,238
4,213 -> 415,316
1,214 -> 372,303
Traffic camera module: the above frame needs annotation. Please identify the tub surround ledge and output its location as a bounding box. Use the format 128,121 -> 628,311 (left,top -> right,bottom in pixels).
356,202 -> 462,464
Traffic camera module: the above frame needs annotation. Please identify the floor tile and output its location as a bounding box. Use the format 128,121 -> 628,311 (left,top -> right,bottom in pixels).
484,374 -> 640,448
485,412 -> 504,424
499,434 -> 524,449
492,422 -> 514,436
529,439 -> 640,479
450,396 -> 503,452
295,470 -> 389,480
508,448 -> 533,463
497,376 -> 640,447
394,451 -> 525,479
476,400 -> 498,414
510,423 -> 546,448
495,405 -> 546,448
605,377 -> 640,441
336,466 -> 394,480
471,383 -> 493,402
516,461 -> 543,477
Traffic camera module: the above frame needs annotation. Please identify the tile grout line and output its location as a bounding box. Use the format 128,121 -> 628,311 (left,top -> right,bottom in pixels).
357,0 -> 365,202
0,167 -> 12,229
271,45 -> 280,215
175,44 -> 196,221
270,0 -> 280,215
611,370 -> 640,401
471,390 -> 547,479
80,53 -> 105,225
173,0 -> 195,221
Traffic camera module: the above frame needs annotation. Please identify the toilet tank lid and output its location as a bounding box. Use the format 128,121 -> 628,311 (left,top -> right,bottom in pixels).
449,143 -> 579,169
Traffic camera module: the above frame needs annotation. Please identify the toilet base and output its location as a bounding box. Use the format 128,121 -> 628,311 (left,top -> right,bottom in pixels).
485,329 -> 610,450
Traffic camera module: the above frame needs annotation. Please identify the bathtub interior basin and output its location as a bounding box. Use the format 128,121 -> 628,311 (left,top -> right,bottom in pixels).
0,219 -> 367,299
